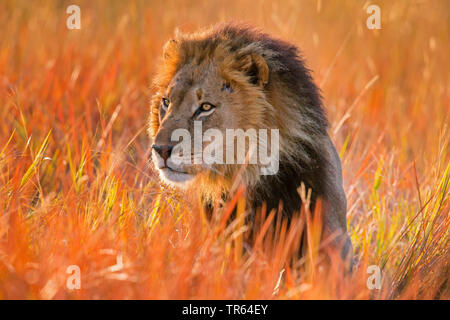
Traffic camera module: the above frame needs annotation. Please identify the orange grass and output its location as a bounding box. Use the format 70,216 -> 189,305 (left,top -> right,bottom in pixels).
0,0 -> 448,299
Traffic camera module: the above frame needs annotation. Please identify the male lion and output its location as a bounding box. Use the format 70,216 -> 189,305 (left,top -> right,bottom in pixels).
149,23 -> 352,264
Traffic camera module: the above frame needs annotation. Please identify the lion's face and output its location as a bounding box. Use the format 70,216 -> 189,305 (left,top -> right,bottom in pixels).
151,60 -> 264,188
149,28 -> 292,196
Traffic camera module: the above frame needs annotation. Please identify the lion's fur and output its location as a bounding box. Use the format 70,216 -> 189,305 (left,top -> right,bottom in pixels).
149,23 -> 352,261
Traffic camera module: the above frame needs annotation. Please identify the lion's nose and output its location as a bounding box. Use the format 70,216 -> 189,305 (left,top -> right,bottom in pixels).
152,144 -> 174,162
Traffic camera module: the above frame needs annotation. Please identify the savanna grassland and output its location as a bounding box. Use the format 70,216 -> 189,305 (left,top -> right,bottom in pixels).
0,0 -> 448,299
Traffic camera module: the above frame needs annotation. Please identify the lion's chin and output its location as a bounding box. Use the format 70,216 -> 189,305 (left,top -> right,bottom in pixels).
158,167 -> 195,187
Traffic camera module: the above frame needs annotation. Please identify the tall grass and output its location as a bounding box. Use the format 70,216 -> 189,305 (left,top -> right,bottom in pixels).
0,0 -> 448,299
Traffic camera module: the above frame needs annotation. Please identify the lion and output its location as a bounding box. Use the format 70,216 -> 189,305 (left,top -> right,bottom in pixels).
149,23 -> 352,265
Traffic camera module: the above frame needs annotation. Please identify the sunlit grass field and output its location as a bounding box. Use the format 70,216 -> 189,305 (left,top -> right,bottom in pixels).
0,0 -> 448,299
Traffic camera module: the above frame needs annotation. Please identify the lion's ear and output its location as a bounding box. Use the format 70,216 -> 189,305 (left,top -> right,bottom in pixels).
162,39 -> 178,60
236,53 -> 269,87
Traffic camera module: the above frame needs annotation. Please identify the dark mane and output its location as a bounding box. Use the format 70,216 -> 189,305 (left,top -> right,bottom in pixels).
208,23 -> 331,215
209,22 -> 328,131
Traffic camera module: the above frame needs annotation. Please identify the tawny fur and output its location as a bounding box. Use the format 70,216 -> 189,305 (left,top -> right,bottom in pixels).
149,23 -> 352,262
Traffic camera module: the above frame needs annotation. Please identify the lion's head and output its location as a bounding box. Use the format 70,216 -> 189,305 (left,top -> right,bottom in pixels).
149,23 -> 328,201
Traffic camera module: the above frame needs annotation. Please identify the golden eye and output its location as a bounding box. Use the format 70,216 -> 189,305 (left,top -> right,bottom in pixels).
194,102 -> 216,118
200,103 -> 214,112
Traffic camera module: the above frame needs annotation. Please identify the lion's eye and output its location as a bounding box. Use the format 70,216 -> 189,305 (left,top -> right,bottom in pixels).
200,103 -> 214,112
194,102 -> 216,119
161,98 -> 170,110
